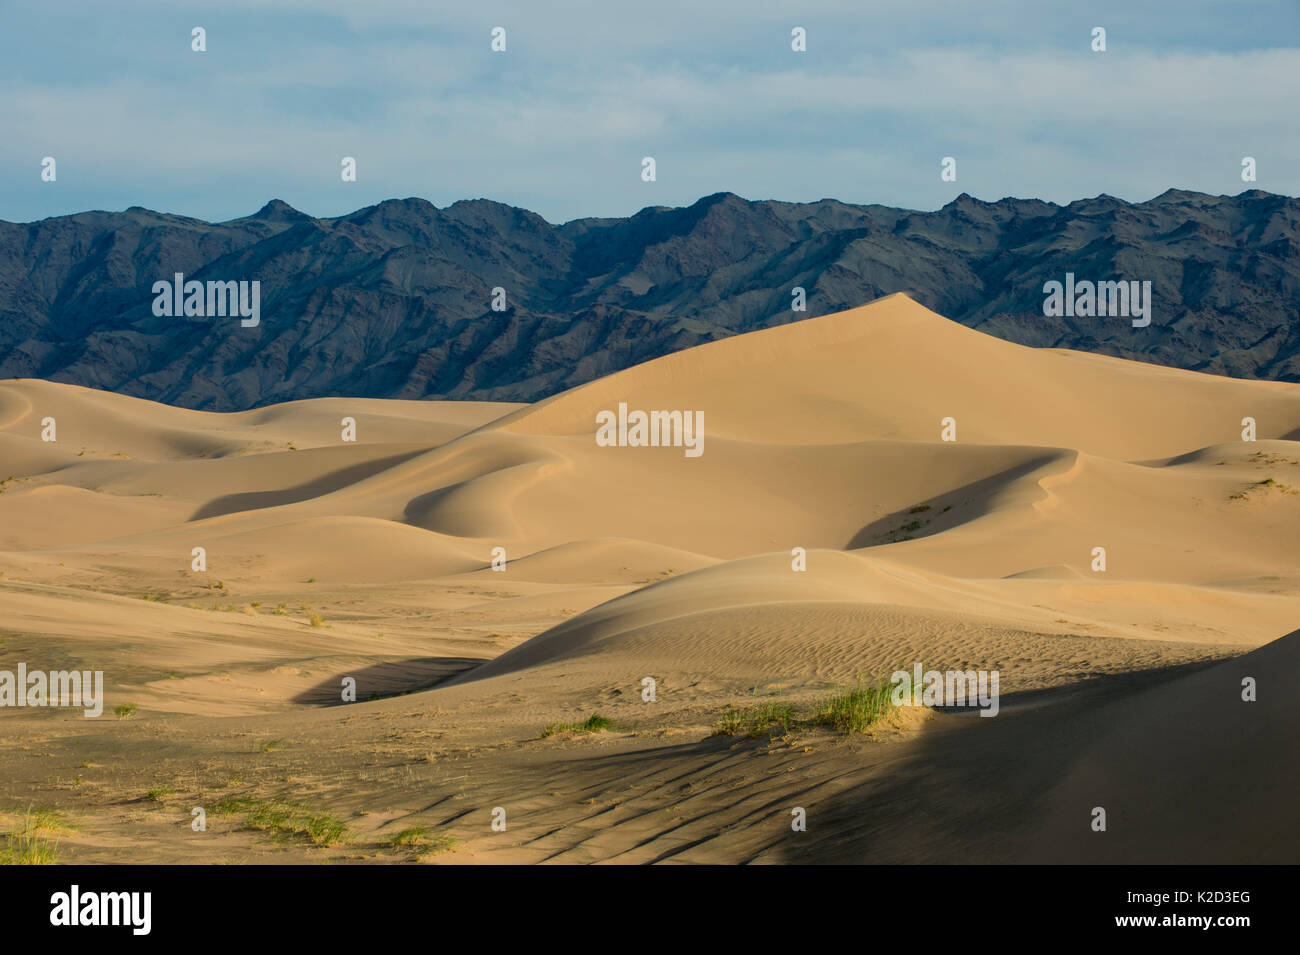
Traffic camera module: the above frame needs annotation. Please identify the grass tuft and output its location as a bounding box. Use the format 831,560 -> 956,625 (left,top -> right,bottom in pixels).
388,825 -> 457,853
812,676 -> 899,734
16,807 -> 76,835
0,833 -> 59,865
712,701 -> 798,738
0,808 -> 72,865
213,795 -> 347,847
714,674 -> 914,739
543,713 -> 614,737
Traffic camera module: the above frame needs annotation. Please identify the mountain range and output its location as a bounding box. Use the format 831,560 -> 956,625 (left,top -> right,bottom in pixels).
1,188 -> 1297,410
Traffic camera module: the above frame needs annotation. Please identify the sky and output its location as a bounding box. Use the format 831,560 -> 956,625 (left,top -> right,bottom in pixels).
2,0 -> 1298,224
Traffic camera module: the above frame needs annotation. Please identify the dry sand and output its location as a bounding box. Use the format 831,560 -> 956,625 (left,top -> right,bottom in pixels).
0,292 -> 1296,863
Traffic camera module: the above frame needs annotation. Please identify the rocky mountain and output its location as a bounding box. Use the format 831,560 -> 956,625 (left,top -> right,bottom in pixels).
1,188 -> 1297,410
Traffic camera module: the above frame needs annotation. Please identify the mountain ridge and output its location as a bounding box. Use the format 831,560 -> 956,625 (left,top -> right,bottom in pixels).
1,188 -> 1297,411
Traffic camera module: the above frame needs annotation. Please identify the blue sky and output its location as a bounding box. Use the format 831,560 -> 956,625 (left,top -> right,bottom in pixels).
2,0 -> 1297,224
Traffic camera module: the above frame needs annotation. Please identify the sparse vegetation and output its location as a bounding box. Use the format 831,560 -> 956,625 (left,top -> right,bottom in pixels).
909,504 -> 931,513
416,837 -> 459,856
0,808 -> 72,865
543,713 -> 614,737
145,785 -> 174,802
212,796 -> 348,847
714,675 -> 912,739
713,701 -> 798,738
388,825 -> 456,853
113,703 -> 137,719
640,567 -> 678,583
0,833 -> 59,865
15,807 -> 75,835
812,677 -> 900,734
308,613 -> 324,627
1230,476 -> 1297,500
389,825 -> 430,846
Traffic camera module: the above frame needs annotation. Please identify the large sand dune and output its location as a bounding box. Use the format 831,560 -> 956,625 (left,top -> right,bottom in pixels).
1,293 -> 1296,863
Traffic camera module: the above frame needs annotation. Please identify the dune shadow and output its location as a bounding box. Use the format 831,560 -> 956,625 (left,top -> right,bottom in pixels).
845,453 -> 1059,549
402,484 -> 459,528
189,449 -> 428,521
292,656 -> 488,706
770,652 -> 1261,864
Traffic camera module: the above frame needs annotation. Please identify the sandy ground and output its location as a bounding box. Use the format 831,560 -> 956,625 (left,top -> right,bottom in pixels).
1,293 -> 1297,863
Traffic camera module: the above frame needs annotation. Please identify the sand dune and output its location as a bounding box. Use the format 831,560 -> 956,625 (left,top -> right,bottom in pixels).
500,293 -> 1300,457
1,292 -> 1296,864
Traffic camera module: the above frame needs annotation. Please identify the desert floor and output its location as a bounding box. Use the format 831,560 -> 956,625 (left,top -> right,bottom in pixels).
1,293 -> 1297,863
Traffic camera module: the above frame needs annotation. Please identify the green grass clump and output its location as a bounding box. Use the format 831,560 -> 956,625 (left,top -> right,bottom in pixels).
0,808 -> 71,865
113,703 -> 137,719
417,836 -> 459,857
389,825 -> 456,853
145,785 -> 174,802
543,713 -> 614,737
18,808 -> 75,835
812,677 -> 898,734
714,674 -> 913,740
712,701 -> 798,738
302,814 -> 348,846
213,795 -> 347,847
0,833 -> 59,865
389,826 -> 430,846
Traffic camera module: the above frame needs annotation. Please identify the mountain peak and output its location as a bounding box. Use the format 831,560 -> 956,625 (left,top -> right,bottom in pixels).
1149,188 -> 1208,204
250,199 -> 310,222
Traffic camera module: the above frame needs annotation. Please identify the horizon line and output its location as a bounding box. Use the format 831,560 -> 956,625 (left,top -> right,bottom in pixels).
4,186 -> 1293,230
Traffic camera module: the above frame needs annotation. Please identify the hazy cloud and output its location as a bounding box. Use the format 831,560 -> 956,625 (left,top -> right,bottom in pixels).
1,0 -> 1296,222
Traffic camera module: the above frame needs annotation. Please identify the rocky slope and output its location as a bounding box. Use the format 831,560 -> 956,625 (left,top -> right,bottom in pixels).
1,188 -> 1296,409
